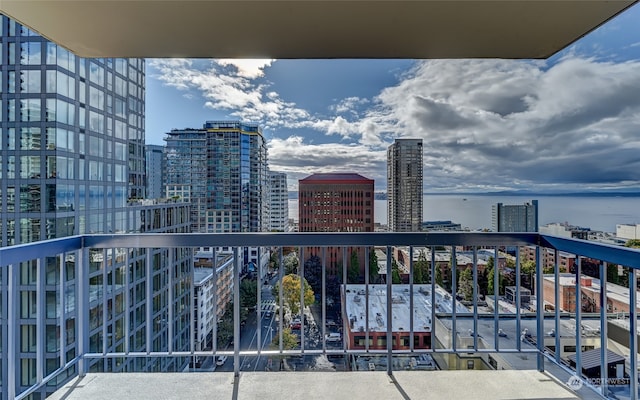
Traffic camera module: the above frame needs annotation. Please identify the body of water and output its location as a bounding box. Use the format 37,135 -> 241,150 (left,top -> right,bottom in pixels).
288,195 -> 640,233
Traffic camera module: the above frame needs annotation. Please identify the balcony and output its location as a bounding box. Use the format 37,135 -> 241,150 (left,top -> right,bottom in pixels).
2,232 -> 640,399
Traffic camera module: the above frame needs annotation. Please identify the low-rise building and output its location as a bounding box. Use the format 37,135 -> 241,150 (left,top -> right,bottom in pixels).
342,284 -> 469,350
193,251 -> 234,352
542,273 -> 640,314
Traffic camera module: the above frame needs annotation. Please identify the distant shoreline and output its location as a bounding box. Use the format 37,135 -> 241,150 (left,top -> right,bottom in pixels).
290,191 -> 640,200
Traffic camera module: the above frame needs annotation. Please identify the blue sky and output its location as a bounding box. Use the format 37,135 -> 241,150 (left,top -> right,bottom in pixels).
146,4 -> 640,193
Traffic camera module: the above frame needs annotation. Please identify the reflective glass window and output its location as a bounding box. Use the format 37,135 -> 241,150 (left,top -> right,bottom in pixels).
20,99 -> 41,122
20,42 -> 41,65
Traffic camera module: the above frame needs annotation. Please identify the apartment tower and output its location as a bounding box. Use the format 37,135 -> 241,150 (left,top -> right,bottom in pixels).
164,121 -> 268,269
387,139 -> 423,232
492,200 -> 539,232
145,144 -> 165,199
268,170 -> 290,232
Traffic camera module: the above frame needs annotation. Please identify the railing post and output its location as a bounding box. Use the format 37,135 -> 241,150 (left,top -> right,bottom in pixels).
78,247 -> 90,376
386,245 -> 392,375
278,248 -> 284,353
7,262 -> 17,399
553,250 -> 560,365
493,246 -> 498,352
430,247 -> 436,352
536,246 -> 544,372
472,247 -> 478,351
599,261 -> 609,396
409,246 -> 414,353
452,247 -> 457,353
36,258 -> 44,385
321,247 -> 326,354
299,247 -> 305,353
575,257 -> 582,377
629,268 -> 638,399
257,247 -> 262,355
233,246 -> 241,377
515,247 -> 521,352
365,246 -> 370,353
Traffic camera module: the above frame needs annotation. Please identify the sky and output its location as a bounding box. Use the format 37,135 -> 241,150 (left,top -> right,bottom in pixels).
145,4 -> 640,193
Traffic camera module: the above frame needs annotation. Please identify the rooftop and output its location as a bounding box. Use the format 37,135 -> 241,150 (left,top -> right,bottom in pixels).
344,284 -> 470,333
299,173 -> 374,184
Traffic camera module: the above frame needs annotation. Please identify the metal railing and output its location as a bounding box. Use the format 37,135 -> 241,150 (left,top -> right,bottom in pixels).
1,232 -> 640,400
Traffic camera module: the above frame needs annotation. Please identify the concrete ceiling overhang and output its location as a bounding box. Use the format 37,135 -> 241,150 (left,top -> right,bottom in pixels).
0,0 -> 637,59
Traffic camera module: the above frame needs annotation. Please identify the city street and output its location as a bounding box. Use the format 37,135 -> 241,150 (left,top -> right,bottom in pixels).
214,273 -> 338,372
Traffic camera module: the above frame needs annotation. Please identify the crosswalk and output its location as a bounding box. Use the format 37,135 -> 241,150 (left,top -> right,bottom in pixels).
260,300 -> 276,312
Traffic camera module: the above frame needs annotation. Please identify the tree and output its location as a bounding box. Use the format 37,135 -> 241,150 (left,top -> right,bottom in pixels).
270,250 -> 279,270
458,268 -> 474,301
435,264 -> 444,287
283,252 -> 299,275
216,301 -> 248,347
391,259 -> 401,284
414,250 -> 430,284
487,256 -> 506,296
303,254 -> 322,293
239,279 -> 257,309
625,239 -> 640,249
369,249 -> 379,284
348,250 -> 360,283
272,274 -> 315,315
520,260 -> 536,291
272,327 -> 299,350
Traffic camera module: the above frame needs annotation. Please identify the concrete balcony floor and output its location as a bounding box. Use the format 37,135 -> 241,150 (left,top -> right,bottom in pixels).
49,370 -> 579,400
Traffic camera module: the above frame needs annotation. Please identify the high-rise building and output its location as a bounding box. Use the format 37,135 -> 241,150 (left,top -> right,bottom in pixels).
299,173 -> 374,274
268,170 -> 289,232
492,200 -> 539,232
387,139 -> 423,232
146,144 -> 165,199
0,16 -> 146,245
164,121 -> 268,234
164,121 -> 268,269
0,15 -> 192,397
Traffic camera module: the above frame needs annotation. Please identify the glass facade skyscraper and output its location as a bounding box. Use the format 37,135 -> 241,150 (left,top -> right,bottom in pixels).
0,16 -> 146,246
0,15 -> 191,398
387,139 -> 423,232
164,121 -> 268,234
164,121 -> 268,270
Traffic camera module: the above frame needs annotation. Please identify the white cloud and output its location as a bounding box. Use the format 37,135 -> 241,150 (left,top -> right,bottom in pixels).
150,57 -> 640,191
215,59 -> 275,79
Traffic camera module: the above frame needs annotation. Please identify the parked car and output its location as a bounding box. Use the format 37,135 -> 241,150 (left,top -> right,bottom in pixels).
325,332 -> 341,342
290,318 -> 301,330
216,355 -> 227,366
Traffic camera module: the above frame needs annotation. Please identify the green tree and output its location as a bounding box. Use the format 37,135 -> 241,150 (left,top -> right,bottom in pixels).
487,257 -> 506,296
348,250 -> 360,283
414,250 -> 430,284
270,250 -> 279,271
458,268 -> 474,301
216,301 -> 248,347
283,252 -> 299,275
239,279 -> 257,309
272,327 -> 300,350
369,249 -> 379,284
272,274 -> 315,315
435,264 -> 444,287
392,259 -> 401,284
625,239 -> 640,249
520,260 -> 536,291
